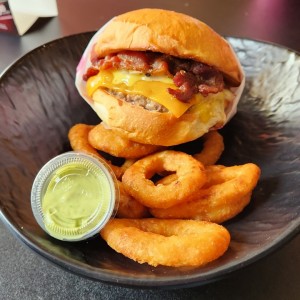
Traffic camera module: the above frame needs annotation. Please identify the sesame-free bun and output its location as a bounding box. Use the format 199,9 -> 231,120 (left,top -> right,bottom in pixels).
91,89 -> 229,146
94,8 -> 242,85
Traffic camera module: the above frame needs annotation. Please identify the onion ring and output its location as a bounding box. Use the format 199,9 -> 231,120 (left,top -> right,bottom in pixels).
150,163 -> 261,223
100,219 -> 230,267
88,123 -> 163,159
193,131 -> 224,166
68,124 -> 135,179
68,123 -> 99,157
122,150 -> 206,209
117,180 -> 149,218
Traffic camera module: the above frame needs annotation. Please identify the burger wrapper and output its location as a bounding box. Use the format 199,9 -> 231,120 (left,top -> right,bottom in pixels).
75,21 -> 245,125
75,20 -> 113,111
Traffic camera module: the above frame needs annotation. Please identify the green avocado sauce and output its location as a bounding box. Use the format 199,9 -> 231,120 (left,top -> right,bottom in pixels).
41,162 -> 112,240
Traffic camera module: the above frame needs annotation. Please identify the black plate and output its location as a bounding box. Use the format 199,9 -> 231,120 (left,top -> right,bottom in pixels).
0,33 -> 299,288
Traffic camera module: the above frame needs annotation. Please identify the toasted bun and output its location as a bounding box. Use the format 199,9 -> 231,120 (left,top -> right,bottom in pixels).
92,89 -> 228,146
94,8 -> 242,85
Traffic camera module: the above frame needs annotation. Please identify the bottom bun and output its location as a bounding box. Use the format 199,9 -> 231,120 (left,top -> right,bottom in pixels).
91,89 -> 229,146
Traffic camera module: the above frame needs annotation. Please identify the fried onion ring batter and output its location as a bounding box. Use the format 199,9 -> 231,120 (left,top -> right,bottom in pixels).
193,131 -> 224,166
68,124 -> 135,179
100,219 -> 230,267
150,163 -> 260,223
117,181 -> 149,218
122,150 -> 206,208
88,123 -> 163,158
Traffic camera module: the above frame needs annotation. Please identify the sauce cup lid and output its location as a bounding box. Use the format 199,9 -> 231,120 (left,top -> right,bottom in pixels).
31,151 -> 119,241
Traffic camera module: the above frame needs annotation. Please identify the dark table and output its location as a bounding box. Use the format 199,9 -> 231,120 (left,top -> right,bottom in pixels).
0,1 -> 299,299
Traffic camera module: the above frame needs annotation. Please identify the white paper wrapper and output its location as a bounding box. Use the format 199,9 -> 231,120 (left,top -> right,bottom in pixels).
223,42 -> 245,122
75,21 -> 245,125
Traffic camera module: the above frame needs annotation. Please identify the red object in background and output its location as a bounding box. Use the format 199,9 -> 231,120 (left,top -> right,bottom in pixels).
0,1 -> 17,33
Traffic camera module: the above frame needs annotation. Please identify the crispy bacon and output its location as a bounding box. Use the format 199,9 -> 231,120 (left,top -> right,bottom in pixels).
168,71 -> 198,102
83,50 -> 225,102
82,67 -> 99,81
151,57 -> 170,76
98,54 -> 121,70
168,63 -> 224,100
116,51 -> 151,71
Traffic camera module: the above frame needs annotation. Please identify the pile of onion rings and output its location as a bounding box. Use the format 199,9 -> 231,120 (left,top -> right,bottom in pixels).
68,123 -> 261,267
150,164 -> 260,223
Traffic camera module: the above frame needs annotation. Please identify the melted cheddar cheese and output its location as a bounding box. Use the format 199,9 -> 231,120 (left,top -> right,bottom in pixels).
87,70 -> 198,117
86,70 -> 232,118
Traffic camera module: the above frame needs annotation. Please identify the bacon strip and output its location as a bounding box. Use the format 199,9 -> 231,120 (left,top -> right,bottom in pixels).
83,50 -> 225,102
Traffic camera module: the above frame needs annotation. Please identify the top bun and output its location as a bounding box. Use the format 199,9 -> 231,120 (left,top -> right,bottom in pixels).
94,8 -> 242,85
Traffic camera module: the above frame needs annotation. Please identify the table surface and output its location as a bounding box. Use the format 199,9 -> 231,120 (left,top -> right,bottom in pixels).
0,1 -> 299,299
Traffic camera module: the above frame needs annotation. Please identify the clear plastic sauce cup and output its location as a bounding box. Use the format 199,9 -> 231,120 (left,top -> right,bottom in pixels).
31,151 -> 119,241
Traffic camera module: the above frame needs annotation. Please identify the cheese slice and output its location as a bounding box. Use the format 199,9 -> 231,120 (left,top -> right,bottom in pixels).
86,70 -> 197,118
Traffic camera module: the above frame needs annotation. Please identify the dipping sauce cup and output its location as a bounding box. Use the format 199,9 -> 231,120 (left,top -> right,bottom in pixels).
31,151 -> 119,241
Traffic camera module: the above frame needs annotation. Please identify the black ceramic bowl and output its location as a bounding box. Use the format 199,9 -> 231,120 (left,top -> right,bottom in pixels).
0,33 -> 299,288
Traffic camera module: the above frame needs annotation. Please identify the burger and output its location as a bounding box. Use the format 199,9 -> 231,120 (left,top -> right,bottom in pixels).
75,8 -> 244,146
